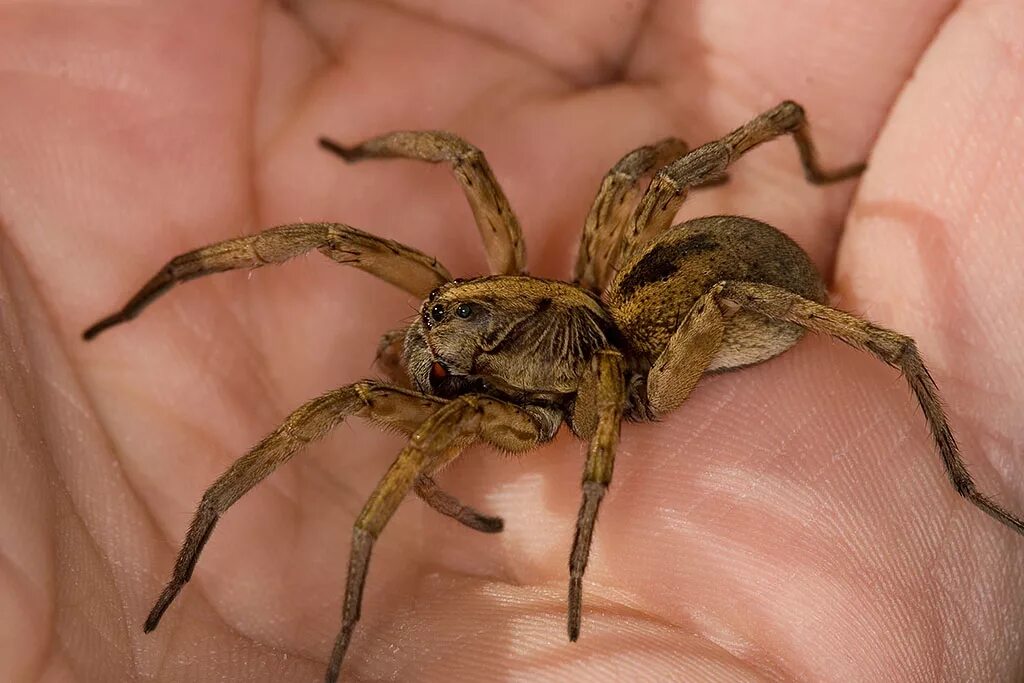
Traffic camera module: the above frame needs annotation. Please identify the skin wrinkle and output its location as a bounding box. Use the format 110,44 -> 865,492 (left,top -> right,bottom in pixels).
389,0 -> 654,87
400,576 -> 784,682
607,0 -> 657,84
0,235 -> 150,678
275,0 -> 335,64
0,246 -> 59,683
0,65 -> 303,683
651,368 -> 937,671
243,9 -> 264,248
288,0 -> 651,108
257,4 -> 335,158
629,375 -> 737,485
348,0 -> 586,86
0,431 -> 52,681
851,440 -> 940,676
649,366 -> 818,526
58,448 -> 149,680
514,0 -> 657,86
196,279 -> 293,422
51,477 -> 124,674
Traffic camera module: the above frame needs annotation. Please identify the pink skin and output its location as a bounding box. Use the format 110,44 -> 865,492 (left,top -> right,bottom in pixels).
1,1 -> 1023,681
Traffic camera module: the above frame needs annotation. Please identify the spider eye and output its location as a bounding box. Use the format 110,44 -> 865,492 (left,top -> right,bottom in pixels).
430,304 -> 445,322
455,303 -> 473,319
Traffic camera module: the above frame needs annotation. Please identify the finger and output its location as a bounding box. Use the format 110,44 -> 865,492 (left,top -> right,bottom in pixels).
0,241 -> 60,682
0,4 -> 404,680
624,1 -> 957,268
0,2 -> 261,320
837,0 -> 1024,478
830,0 -> 1024,668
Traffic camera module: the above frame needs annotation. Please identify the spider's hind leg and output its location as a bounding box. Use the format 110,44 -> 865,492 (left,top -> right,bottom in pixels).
621,101 -> 866,266
574,138 -> 689,293
645,279 -> 1024,536
718,280 -> 1024,536
574,138 -> 734,294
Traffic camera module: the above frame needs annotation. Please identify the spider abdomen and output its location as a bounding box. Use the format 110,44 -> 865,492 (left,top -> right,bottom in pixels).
605,215 -> 826,370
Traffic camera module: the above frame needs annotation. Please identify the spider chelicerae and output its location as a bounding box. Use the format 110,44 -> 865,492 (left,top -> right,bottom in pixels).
83,101 -> 1024,682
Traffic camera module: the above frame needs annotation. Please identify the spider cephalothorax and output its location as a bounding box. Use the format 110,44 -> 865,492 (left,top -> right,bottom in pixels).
84,101 -> 1024,682
407,277 -> 615,398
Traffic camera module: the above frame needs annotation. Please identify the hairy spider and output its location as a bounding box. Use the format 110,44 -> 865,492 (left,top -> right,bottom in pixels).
83,101 -> 1024,682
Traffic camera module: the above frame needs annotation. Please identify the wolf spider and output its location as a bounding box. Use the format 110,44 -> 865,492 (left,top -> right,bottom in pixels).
84,101 -> 1024,682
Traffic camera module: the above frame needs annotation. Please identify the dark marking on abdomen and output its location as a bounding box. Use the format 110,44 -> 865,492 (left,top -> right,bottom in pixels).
616,233 -> 718,297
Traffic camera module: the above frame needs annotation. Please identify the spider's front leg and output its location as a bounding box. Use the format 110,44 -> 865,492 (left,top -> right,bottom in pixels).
142,383 -> 517,636
83,222 -> 452,339
567,349 -> 627,640
326,396 -> 560,682
374,326 -> 412,389
620,101 -> 866,265
142,382 -> 452,635
319,131 -> 525,276
371,326 -> 521,533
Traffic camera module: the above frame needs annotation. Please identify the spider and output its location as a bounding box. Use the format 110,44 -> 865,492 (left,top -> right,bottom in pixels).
83,101 -> 1024,682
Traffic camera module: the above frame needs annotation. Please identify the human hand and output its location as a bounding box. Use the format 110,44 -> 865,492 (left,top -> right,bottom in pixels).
2,1 -> 1022,681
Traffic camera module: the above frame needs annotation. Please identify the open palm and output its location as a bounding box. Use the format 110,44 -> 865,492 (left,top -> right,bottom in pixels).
3,1 -> 1023,681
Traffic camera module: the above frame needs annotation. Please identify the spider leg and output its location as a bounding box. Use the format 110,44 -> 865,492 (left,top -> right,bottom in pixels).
367,324 -> 510,531
325,395 -> 559,682
320,132 -> 525,275
645,291 -> 727,415
621,101 -> 866,265
374,326 -> 411,388
83,223 -> 451,339
143,382 -> 459,634
414,475 -> 503,533
716,280 -> 1024,536
574,138 -> 689,293
567,350 -> 626,641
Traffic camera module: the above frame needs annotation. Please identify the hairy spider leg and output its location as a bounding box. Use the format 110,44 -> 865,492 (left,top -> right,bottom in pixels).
643,279 -> 1024,536
142,383 -> 450,635
619,101 -> 866,269
575,138 -> 737,294
319,130 -> 525,276
717,280 -> 1024,536
575,138 -> 689,293
82,222 -> 451,340
141,382 -> 548,675
566,350 -> 627,640
325,395 -> 558,682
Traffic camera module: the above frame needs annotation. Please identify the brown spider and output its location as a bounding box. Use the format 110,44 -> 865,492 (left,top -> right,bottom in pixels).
83,101 -> 1024,682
